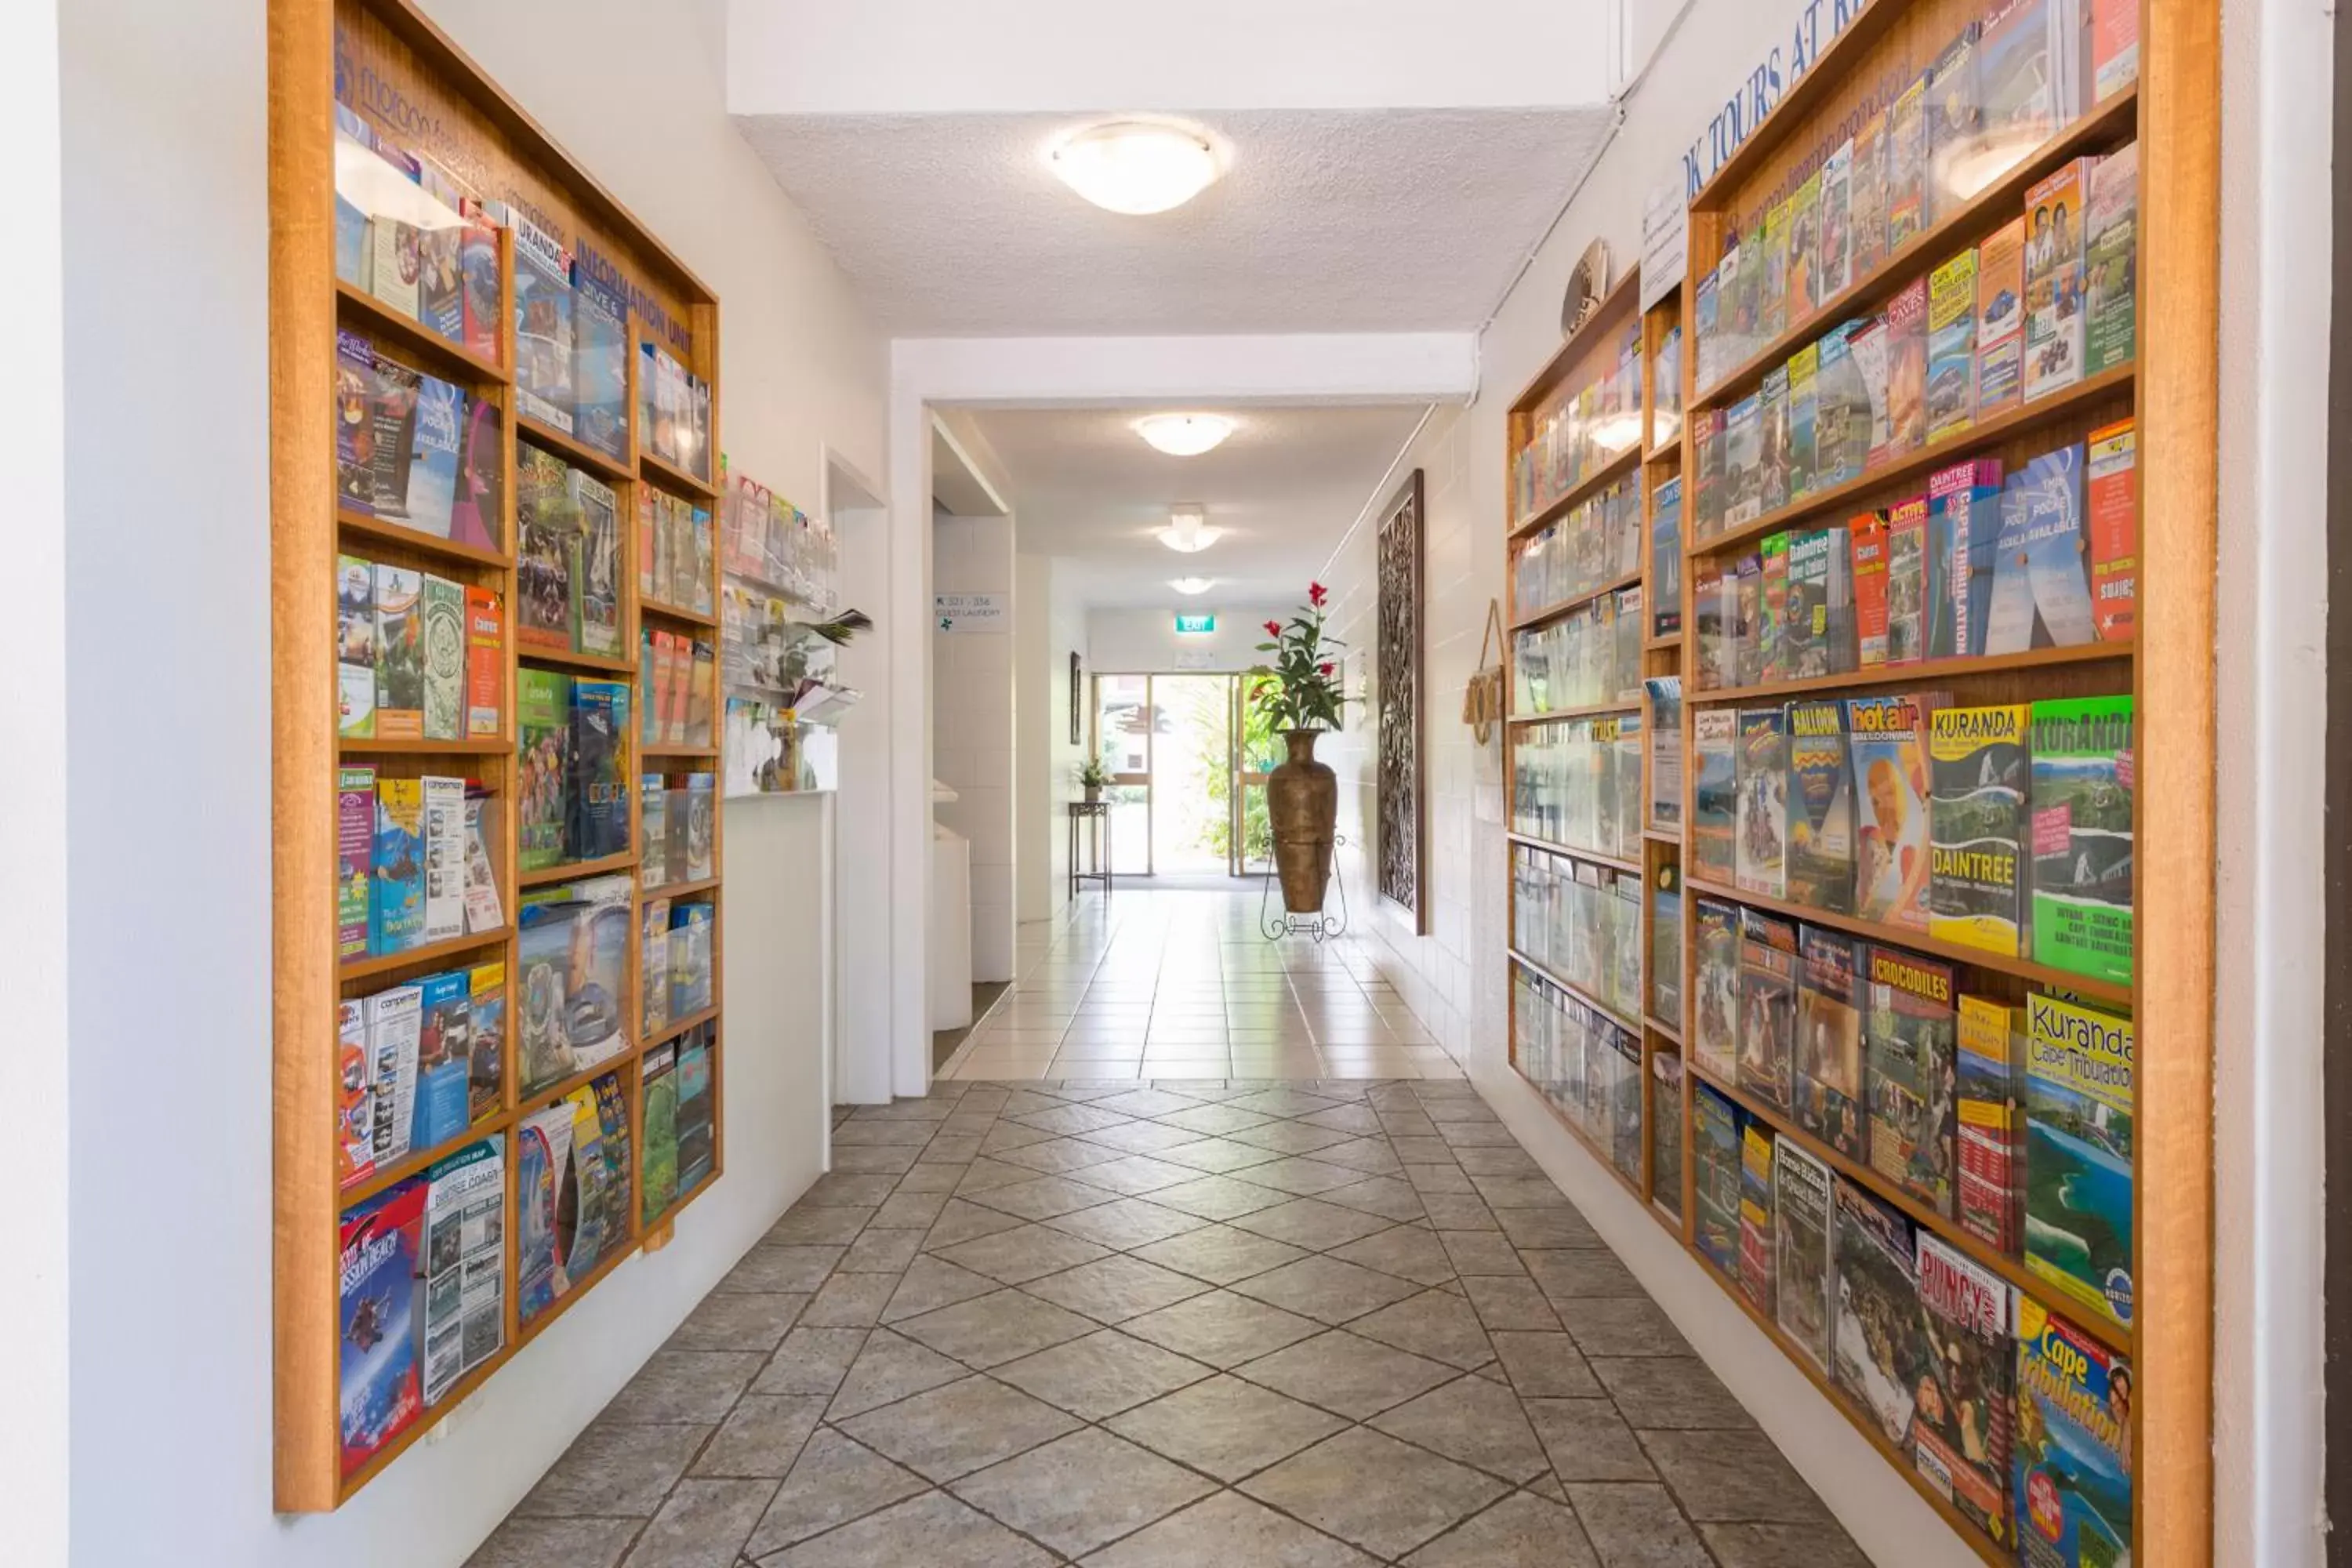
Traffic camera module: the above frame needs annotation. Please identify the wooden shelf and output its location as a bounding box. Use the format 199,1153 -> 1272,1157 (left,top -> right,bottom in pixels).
1508,446 -> 1642,542
1505,833 -> 1642,877
644,877 -> 720,901
1692,89 -> 2142,412
339,733 -> 510,756
639,450 -> 719,501
338,506 -> 510,570
517,413 -> 632,485
518,850 -> 639,887
339,1112 -> 511,1206
647,1005 -> 721,1048
1682,0 -> 1916,212
642,1161 -> 722,1241
1507,699 -> 1641,726
333,1347 -> 510,1504
1693,1249 -> 2012,1568
513,1237 -> 639,1351
1488,3 -> 2205,1557
517,641 -> 637,675
1508,269 -> 1646,413
335,280 -> 510,385
1682,876 -> 2132,1008
1513,1063 -> 1648,1207
1686,639 -> 2135,706
642,740 -> 720,758
517,1049 -> 640,1116
639,596 -> 717,629
1686,364 -> 2136,559
339,925 -> 512,984
284,0 -> 733,1515
1510,570 -> 1643,631
1687,1056 -> 2132,1358
1508,948 -> 1642,1034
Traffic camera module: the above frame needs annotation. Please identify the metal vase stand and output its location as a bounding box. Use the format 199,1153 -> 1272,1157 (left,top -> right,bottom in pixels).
1260,833 -> 1349,942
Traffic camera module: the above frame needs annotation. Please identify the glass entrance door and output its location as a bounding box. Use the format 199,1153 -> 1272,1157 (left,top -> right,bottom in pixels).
1233,674 -> 1280,877
1090,671 -> 1267,879
1152,675 -> 1236,874
1094,673 -> 1152,873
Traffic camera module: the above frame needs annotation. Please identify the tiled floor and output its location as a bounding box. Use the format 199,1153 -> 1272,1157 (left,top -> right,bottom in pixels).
470,1076 -> 1869,1568
946,889 -> 1465,1082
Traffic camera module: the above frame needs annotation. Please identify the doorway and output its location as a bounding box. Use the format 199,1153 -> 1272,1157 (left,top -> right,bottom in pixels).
1091,671 -> 1278,879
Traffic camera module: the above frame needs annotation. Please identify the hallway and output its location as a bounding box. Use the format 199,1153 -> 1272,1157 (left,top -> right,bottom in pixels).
947,889 -> 1465,1083
468,1040 -> 1868,1564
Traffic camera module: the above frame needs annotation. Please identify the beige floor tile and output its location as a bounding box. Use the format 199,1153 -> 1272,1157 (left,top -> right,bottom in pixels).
960,1048 -> 1063,1072
1058,1042 -> 1147,1062
1138,1059 -> 1232,1080
1047,1058 -> 1142,1080
1318,1060 -> 1416,1080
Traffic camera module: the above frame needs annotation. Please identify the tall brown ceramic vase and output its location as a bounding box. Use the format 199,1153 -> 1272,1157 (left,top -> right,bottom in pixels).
1268,728 -> 1338,914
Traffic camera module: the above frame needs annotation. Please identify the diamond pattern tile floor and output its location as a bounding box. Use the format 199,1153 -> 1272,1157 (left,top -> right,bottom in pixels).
467,1070 -> 1864,1567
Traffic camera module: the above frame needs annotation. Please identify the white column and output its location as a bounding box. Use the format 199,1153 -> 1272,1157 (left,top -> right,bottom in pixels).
0,0 -> 69,1559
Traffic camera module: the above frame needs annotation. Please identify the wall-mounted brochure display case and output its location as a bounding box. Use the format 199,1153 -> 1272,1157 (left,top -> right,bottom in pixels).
1503,0 -> 2216,1559
271,0 -> 729,1508
717,464 -> 854,796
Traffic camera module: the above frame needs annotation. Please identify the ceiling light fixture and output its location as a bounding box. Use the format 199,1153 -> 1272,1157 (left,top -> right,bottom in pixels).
1136,413 -> 1235,457
1170,577 -> 1214,596
1047,120 -> 1225,215
1157,504 -> 1223,554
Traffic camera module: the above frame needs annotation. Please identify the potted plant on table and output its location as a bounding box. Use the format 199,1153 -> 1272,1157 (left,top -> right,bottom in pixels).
1250,583 -> 1351,914
1076,754 -> 1112,804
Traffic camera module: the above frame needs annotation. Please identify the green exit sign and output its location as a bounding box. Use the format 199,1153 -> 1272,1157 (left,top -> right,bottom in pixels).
1174,613 -> 1216,634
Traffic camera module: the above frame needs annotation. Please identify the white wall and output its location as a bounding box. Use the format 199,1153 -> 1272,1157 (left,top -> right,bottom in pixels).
934,510 -> 1017,981
54,0 -> 884,1562
5,0 -> 69,1561
825,460 -> 893,1105
1046,564 -> 1092,916
1014,554 -> 1093,921
1087,605 -> 1289,673
1015,551 -> 1054,922
1318,407 -> 1505,1064
2212,0 -> 2332,1560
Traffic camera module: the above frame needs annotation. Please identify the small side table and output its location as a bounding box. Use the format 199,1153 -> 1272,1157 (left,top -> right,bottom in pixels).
1068,800 -> 1112,900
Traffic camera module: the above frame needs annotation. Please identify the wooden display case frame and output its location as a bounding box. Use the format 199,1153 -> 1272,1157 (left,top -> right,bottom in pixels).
270,0 -> 728,1511
1504,0 -> 2216,1560
1501,267 -> 1660,1214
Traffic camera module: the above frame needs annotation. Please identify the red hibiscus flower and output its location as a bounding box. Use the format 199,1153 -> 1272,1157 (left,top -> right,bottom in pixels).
1308,582 -> 1328,607
1264,619 -> 1283,637
1319,662 -> 1334,676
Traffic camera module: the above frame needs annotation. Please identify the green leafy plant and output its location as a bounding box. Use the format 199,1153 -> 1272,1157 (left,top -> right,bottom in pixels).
1203,676 -> 1279,865
784,607 -> 873,646
1076,753 -> 1113,789
1250,583 -> 1349,731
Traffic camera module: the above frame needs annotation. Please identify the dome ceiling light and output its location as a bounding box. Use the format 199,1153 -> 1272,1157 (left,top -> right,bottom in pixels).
1158,504 -> 1222,554
1047,120 -> 1226,215
1136,413 -> 1235,457
1170,577 -> 1214,595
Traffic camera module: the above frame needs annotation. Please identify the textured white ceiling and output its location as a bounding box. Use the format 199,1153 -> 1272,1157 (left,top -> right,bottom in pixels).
727,0 -> 1616,115
733,108 -> 1617,335
967,404 -> 1428,608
